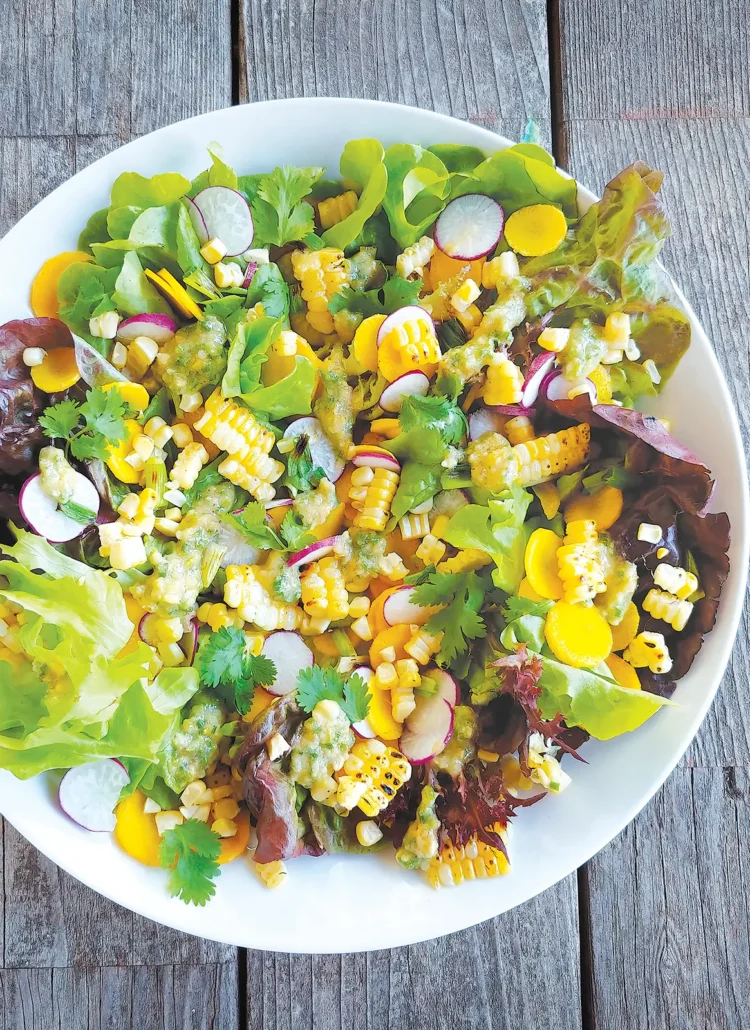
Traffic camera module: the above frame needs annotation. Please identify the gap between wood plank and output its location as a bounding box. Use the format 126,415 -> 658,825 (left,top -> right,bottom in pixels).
546,0 -> 565,163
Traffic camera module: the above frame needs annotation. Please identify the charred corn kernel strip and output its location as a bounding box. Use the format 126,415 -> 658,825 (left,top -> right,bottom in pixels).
169,442 -> 209,490
377,316 -> 441,382
427,834 -> 509,888
482,354 -> 524,405
469,424 -> 591,494
624,631 -> 672,675
557,519 -> 606,604
300,557 -> 349,620
653,563 -> 699,600
643,588 -> 694,632
224,565 -> 303,631
544,600 -> 613,669
391,659 -> 419,722
396,235 -> 435,279
504,204 -> 568,257
415,533 -> 446,566
505,415 -> 535,445
437,548 -> 492,574
400,512 -> 430,540
404,627 -> 442,665
255,860 -> 288,889
352,468 -> 399,531
335,738 -> 412,816
318,190 -> 358,230
537,327 -> 570,353
481,251 -> 519,288
291,247 -> 349,334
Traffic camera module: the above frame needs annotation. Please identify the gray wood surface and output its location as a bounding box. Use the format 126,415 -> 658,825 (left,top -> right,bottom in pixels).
1,0 -> 748,1027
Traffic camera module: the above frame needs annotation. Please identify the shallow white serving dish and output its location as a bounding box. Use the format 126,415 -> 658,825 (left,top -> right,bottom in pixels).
0,98 -> 746,954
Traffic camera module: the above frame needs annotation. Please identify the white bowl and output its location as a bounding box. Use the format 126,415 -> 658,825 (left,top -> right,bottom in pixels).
0,98 -> 746,954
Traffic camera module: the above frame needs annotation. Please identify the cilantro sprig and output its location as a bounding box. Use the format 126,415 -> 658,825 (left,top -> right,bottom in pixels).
195,625 -> 277,715
411,570 -> 488,667
398,393 -> 468,446
501,595 -> 555,623
158,818 -> 222,906
222,501 -> 315,553
295,666 -> 370,724
328,276 -> 421,318
39,387 -> 132,462
251,165 -> 324,247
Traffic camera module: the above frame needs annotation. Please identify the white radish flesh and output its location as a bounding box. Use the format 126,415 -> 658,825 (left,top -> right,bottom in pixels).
382,586 -> 436,627
351,450 -> 401,472
192,186 -> 255,256
261,631 -> 314,696
376,306 -> 435,347
434,194 -> 505,260
378,370 -> 430,413
117,313 -> 176,344
432,668 -> 460,708
185,197 -> 209,245
19,472 -> 100,544
544,372 -> 597,404
215,517 -> 263,568
283,417 -> 345,483
58,759 -> 130,832
351,667 -> 377,738
286,535 -> 341,570
399,698 -> 454,764
521,352 -> 557,407
431,489 -> 469,517
468,408 -> 506,441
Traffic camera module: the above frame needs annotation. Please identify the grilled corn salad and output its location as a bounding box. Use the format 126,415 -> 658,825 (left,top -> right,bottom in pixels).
0,136 -> 730,905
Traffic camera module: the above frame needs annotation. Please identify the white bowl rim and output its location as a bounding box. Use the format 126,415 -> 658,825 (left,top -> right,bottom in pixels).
0,96 -> 747,953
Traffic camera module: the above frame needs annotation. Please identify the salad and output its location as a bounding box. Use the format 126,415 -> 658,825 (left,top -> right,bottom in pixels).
0,135 -> 730,903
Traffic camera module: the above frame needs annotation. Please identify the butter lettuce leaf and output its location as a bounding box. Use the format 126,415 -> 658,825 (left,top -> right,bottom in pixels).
322,139 -> 388,250
242,356 -> 316,419
444,487 -> 532,593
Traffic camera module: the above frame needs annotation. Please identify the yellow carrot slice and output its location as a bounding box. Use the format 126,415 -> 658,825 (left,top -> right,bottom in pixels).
524,527 -> 564,600
565,486 -> 623,532
30,348 -> 81,393
31,251 -> 92,317
504,204 -> 568,257
609,601 -> 640,652
605,653 -> 641,690
544,600 -> 613,668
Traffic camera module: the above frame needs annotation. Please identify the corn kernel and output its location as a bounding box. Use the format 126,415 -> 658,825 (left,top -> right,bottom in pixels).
111,341 -> 128,368
538,327 -> 570,353
178,392 -> 203,414
171,423 -> 194,448
155,811 -> 184,836
211,818 -> 238,838
200,237 -> 228,264
350,616 -> 373,641
22,347 -> 46,367
356,820 -> 384,847
90,310 -> 120,339
348,595 -> 371,618
450,278 -> 481,313
214,261 -> 244,289
181,780 -> 212,807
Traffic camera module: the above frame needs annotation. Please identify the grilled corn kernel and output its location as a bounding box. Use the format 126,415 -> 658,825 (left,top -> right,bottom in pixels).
537,327 -> 570,353
318,190 -> 358,230
255,860 -> 288,889
653,563 -> 698,600
336,739 -> 411,816
353,468 -> 400,531
396,235 -> 435,279
301,557 -> 349,620
481,251 -> 519,288
415,534 -> 447,566
504,415 -> 535,445
404,627 -> 442,665
291,247 -> 349,334
427,835 -> 509,888
624,631 -> 672,675
643,588 -> 694,632
557,518 -> 606,604
482,354 -> 524,405
170,442 -> 210,490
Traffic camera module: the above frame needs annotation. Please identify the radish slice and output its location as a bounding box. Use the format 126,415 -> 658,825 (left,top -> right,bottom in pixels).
351,667 -> 377,738
265,498 -> 294,512
261,631 -> 314,696
468,408 -> 506,440
432,668 -> 460,709
434,194 -> 505,260
215,517 -> 263,568
376,305 -> 435,347
544,372 -> 597,404
193,186 -> 254,256
58,759 -> 130,832
19,472 -> 100,544
379,370 -> 430,413
286,535 -> 341,570
242,262 -> 258,288
185,197 -> 209,246
283,417 -> 344,483
383,586 -> 436,627
521,352 -> 557,407
117,313 -> 176,344
351,449 -> 401,472
138,613 -> 161,647
73,334 -> 131,388
399,698 -> 454,764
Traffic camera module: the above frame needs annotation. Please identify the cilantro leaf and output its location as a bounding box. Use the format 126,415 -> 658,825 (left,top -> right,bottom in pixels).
279,510 -> 315,551
80,386 -> 130,442
195,626 -> 278,715
251,165 -> 324,247
412,570 -> 488,667
284,436 -> 325,494
69,433 -> 111,462
582,463 -> 638,496
39,399 -> 81,440
382,275 -> 422,311
235,653 -> 277,716
295,666 -> 370,724
398,393 -> 467,445
502,595 -> 554,622
158,819 -> 222,906
328,275 -> 422,318
222,502 -> 285,550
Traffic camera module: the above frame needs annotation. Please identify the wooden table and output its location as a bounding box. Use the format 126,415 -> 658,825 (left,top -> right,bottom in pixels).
1,1 -> 747,1026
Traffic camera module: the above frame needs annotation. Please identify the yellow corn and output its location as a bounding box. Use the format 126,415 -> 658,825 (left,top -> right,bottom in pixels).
437,548 -> 492,574
224,565 -> 303,631
653,563 -> 699,600
194,389 -> 283,501
300,556 -> 349,621
318,190 -> 358,230
468,424 -> 591,493
451,278 -> 481,314
395,235 -> 435,279
454,303 -> 483,333
374,661 -> 397,689
588,364 -> 613,403
505,415 -> 535,446
481,252 -> 519,288
378,553 -> 409,582
370,418 -> 401,439
380,317 -> 441,371
291,247 -> 349,334
351,468 -> 400,531
624,631 -> 673,675
415,533 -> 446,566
643,588 -> 694,632
170,442 -> 210,490
482,354 -> 524,405
400,512 -> 431,541
404,627 -> 443,665
392,658 -> 419,722
557,519 -> 606,604
255,860 -> 288,889
197,601 -> 244,632
427,834 -> 509,888
335,738 -> 412,816
537,327 -> 570,353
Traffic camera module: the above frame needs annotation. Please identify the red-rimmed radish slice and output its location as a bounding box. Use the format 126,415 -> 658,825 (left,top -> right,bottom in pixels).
434,194 -> 505,260
350,667 -> 377,738
521,352 -> 557,407
215,516 -> 263,568
19,472 -> 100,544
350,447 -> 401,472
399,697 -> 454,764
265,498 -> 294,512
185,197 -> 209,246
138,613 -> 160,647
58,759 -> 130,832
73,334 -> 131,389
376,305 -> 435,347
432,668 -> 459,709
283,417 -> 344,483
468,408 -> 506,440
379,370 -> 430,413
544,372 -> 597,404
286,535 -> 341,570
383,586 -> 436,627
117,313 -> 176,344
193,186 -> 254,256
242,262 -> 258,288
261,631 -> 314,696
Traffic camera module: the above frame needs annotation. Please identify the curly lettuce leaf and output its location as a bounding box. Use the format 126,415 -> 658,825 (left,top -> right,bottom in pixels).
453,143 -> 577,216
382,144 -> 451,248
321,139 -> 388,250
242,356 -> 316,419
443,487 -> 533,593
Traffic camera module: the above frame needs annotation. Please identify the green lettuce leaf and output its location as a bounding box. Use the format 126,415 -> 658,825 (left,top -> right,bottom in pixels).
382,144 -> 451,248
245,263 -> 290,319
78,208 -> 110,253
113,252 -> 172,316
242,356 -> 316,419
110,171 -> 191,209
206,141 -> 238,189
444,487 -> 532,593
222,314 -> 282,397
321,139 -> 388,250
453,143 -> 577,216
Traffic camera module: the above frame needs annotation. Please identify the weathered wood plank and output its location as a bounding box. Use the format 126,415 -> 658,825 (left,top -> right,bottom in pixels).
583,767 -> 750,1030
240,0 -> 552,145
246,875 -> 582,1030
0,963 -> 240,1030
559,116 -> 750,768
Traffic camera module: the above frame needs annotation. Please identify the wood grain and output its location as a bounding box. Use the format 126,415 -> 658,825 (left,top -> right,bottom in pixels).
239,0 -> 552,146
